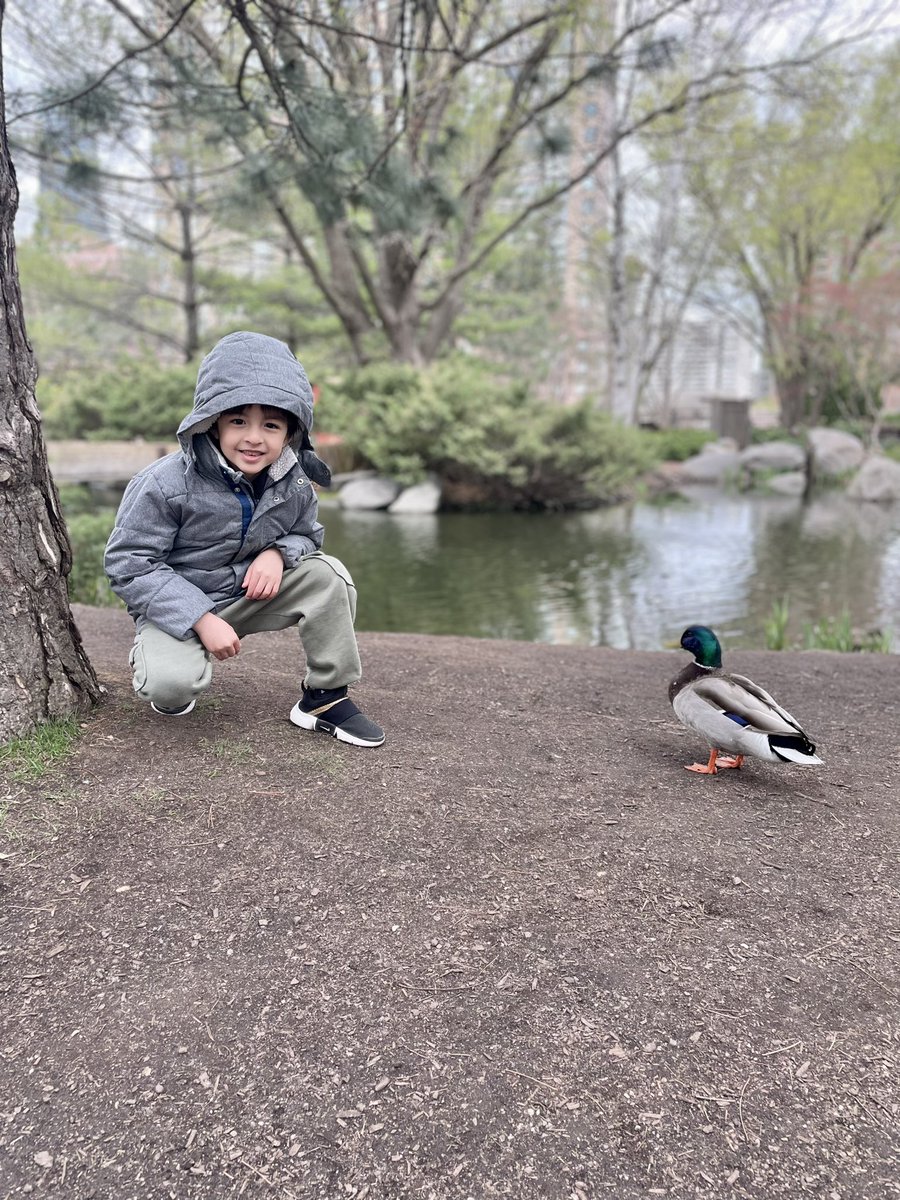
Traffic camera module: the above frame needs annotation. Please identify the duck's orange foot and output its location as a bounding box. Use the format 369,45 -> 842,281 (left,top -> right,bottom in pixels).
717,755 -> 744,770
684,750 -> 720,774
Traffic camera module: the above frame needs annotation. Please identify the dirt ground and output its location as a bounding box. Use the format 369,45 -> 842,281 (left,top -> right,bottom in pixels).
1,606 -> 898,1200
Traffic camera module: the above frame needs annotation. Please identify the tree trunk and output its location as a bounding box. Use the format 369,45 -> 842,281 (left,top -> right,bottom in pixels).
774,368 -> 810,431
177,201 -> 200,361
607,138 -> 634,423
422,286 -> 461,364
322,221 -> 375,354
377,233 -> 425,364
0,11 -> 102,740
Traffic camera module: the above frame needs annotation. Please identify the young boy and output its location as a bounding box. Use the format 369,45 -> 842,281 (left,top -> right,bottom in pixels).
104,330 -> 384,747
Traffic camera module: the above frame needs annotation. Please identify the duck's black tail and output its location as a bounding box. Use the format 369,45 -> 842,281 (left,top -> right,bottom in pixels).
768,733 -> 823,765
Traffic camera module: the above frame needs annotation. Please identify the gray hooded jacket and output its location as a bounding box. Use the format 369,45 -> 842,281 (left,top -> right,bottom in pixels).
105,332 -> 332,640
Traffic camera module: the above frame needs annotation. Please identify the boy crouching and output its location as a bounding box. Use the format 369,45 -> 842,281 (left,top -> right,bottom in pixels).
104,330 -> 384,747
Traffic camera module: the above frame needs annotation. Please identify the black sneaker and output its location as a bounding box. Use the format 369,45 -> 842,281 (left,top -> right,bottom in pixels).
289,685 -> 385,748
150,699 -> 196,716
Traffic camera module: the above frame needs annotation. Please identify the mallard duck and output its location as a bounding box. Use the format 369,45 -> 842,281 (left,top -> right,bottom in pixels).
669,625 -> 823,774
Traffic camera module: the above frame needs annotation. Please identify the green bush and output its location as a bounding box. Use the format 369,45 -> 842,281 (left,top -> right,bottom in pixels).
318,358 -> 654,508
641,427 -> 716,461
506,400 -> 655,507
829,417 -> 876,441
750,426 -> 805,446
65,511 -> 121,607
57,483 -> 110,516
39,359 -> 198,440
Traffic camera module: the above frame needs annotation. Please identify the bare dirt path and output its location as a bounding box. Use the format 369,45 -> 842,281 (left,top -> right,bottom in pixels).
1,606 -> 898,1198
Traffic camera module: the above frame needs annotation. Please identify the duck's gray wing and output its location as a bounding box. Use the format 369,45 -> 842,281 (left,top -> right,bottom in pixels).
690,673 -> 805,735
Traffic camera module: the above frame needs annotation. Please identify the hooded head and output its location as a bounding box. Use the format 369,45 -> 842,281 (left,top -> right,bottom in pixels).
177,331 -> 331,487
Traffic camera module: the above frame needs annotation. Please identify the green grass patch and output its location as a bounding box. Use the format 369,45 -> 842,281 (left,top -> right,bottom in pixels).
0,717 -> 82,781
199,736 -> 262,767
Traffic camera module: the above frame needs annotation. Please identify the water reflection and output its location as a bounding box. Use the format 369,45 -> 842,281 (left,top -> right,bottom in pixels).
320,491 -> 900,650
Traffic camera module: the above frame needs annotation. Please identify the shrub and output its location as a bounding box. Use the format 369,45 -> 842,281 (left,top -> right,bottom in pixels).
57,483 -> 110,516
65,511 -> 121,607
750,426 -> 805,446
39,359 -> 198,440
641,427 -> 716,461
318,358 -> 654,508
502,400 -> 655,508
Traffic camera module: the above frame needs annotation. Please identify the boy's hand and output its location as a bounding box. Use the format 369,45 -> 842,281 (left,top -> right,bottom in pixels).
242,547 -> 284,601
194,612 -> 241,660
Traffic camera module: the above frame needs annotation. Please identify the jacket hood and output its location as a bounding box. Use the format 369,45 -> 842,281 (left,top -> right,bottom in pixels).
177,331 -> 331,487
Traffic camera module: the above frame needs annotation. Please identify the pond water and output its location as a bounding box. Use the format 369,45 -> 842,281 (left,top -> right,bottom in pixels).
316,490 -> 900,650
78,482 -> 900,650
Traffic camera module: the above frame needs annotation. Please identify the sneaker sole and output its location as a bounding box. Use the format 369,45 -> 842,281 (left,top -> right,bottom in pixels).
289,703 -> 385,748
151,700 -> 196,716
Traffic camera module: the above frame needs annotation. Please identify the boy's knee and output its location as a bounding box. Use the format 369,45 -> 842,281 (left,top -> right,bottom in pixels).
287,555 -> 356,616
135,665 -> 210,709
305,552 -> 355,592
130,634 -> 211,708
140,674 -> 208,709
314,555 -> 356,621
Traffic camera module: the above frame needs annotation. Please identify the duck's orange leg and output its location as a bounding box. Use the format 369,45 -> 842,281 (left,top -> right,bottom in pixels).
685,749 -> 720,774
717,754 -> 744,769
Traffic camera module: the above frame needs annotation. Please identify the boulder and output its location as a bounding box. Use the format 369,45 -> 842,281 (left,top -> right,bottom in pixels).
739,441 -> 806,473
328,469 -> 378,490
338,476 -> 402,510
806,427 -> 865,478
388,477 -> 442,515
675,446 -> 742,484
766,471 -> 807,496
846,454 -> 900,502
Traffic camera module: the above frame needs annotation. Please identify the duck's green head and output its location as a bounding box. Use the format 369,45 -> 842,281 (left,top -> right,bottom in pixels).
680,625 -> 722,668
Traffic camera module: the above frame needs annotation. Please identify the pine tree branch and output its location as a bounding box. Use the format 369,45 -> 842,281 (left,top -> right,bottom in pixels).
8,0 -> 201,125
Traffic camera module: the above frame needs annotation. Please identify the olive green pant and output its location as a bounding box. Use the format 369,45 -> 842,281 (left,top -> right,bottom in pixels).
129,553 -> 361,711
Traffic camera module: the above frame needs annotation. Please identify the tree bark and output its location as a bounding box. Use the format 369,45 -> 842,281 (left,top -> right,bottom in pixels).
177,201 -> 200,361
0,7 -> 102,740
607,137 -> 633,422
773,367 -> 810,431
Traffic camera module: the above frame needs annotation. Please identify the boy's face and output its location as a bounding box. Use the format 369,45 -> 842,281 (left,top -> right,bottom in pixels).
215,404 -> 290,477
